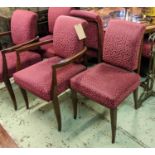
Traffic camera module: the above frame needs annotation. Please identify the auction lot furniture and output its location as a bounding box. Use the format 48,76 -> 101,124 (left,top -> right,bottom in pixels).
13,16 -> 88,131
70,19 -> 145,143
0,10 -> 42,110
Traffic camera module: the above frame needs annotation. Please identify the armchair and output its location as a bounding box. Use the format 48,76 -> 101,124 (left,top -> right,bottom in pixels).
0,10 -> 42,110
70,19 -> 145,143
70,10 -> 104,62
13,15 -> 88,131
39,7 -> 76,58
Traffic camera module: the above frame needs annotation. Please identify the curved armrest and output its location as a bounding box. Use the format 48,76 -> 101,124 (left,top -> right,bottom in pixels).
51,46 -> 87,93
52,46 -> 87,69
15,38 -> 53,53
1,36 -> 39,53
0,31 -> 11,37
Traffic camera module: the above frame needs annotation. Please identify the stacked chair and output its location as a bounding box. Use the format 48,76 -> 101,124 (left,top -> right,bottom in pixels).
70,20 -> 145,143
40,7 -> 76,58
70,10 -> 104,62
13,15 -> 88,131
0,10 -> 43,110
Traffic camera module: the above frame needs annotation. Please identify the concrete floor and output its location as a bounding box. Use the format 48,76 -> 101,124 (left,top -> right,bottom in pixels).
0,81 -> 155,148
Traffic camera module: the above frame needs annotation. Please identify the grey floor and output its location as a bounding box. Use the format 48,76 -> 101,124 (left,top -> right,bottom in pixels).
0,81 -> 155,148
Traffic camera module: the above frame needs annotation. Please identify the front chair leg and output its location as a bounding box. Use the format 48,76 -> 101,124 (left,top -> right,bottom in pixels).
71,89 -> 78,119
133,88 -> 138,109
110,108 -> 117,144
20,87 -> 29,109
53,95 -> 62,131
4,79 -> 17,110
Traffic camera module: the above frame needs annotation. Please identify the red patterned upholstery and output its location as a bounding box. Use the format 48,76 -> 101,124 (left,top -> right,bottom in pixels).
0,51 -> 41,82
40,35 -> 53,51
71,19 -> 145,109
40,7 -> 75,58
71,63 -> 140,109
143,40 -> 153,58
14,15 -> 87,101
11,10 -> 37,45
70,10 -> 103,58
53,15 -> 87,58
48,7 -> 73,33
103,19 -> 145,71
14,56 -> 86,101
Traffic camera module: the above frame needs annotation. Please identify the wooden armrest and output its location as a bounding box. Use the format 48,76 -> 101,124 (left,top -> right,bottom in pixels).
1,36 -> 39,53
52,46 -> 87,69
0,31 -> 11,37
16,39 -> 53,53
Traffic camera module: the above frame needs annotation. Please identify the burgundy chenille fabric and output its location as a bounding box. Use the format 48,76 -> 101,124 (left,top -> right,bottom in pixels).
0,10 -> 41,82
13,15 -> 87,101
11,10 -> 37,45
71,19 -> 145,109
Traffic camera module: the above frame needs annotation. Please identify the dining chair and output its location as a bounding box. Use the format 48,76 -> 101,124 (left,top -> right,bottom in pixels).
70,9 -> 104,62
13,15 -> 88,131
39,7 -> 76,58
70,19 -> 145,143
0,10 -> 42,110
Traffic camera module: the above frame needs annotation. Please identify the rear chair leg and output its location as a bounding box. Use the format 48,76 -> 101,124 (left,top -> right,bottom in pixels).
110,108 -> 117,143
20,87 -> 29,109
71,89 -> 78,119
53,95 -> 62,131
4,79 -> 17,110
133,88 -> 138,109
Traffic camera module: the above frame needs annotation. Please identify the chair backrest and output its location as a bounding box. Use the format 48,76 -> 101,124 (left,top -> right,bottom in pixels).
103,19 -> 145,71
70,10 -> 103,50
53,15 -> 88,58
48,7 -> 74,34
11,10 -> 37,45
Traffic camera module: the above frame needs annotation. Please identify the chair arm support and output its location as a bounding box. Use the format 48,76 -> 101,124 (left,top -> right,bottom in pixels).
0,31 -> 11,37
15,38 -> 53,53
52,46 -> 87,69
1,36 -> 39,53
51,46 -> 87,97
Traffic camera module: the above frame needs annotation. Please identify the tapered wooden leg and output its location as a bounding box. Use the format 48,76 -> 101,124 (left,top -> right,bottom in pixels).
4,79 -> 17,110
133,88 -> 138,109
71,89 -> 78,119
53,95 -> 61,131
110,108 -> 117,144
20,87 -> 29,109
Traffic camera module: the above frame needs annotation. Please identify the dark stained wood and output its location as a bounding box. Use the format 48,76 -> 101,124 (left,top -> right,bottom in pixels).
0,31 -> 11,37
0,124 -> 18,148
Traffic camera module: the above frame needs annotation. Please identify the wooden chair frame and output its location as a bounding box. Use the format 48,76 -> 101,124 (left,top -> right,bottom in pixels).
0,31 -> 39,110
14,39 -> 87,131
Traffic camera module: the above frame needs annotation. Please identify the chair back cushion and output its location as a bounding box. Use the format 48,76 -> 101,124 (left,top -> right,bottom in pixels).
11,10 -> 37,45
53,15 -> 88,58
70,10 -> 103,49
103,19 -> 145,71
48,7 -> 73,33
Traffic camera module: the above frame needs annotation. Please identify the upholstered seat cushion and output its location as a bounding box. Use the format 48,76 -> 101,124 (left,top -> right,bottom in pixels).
0,51 -> 41,82
71,63 -> 140,109
143,41 -> 153,58
13,56 -> 86,101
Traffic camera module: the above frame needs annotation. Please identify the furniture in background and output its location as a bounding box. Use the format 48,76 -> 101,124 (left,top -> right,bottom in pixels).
0,10 -> 42,110
0,7 -> 48,50
70,10 -> 104,62
13,15 -> 88,131
70,20 -> 145,143
39,7 -> 76,58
